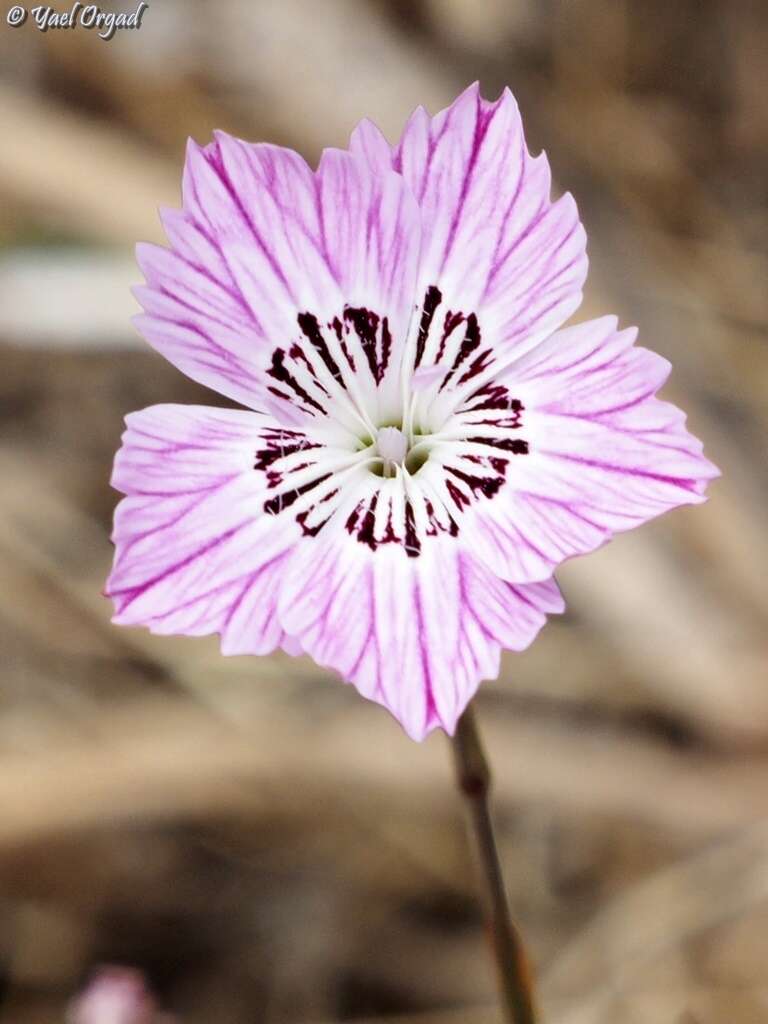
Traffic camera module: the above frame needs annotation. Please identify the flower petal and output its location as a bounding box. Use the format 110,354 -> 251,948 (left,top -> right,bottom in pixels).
461,317 -> 720,581
135,138 -> 421,425
106,403 -> 304,652
278,531 -> 562,740
350,83 -> 588,404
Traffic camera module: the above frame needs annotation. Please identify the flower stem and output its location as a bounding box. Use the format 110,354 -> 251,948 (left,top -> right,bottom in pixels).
451,703 -> 539,1024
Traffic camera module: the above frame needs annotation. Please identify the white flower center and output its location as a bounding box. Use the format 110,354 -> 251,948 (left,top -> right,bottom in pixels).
376,426 -> 408,474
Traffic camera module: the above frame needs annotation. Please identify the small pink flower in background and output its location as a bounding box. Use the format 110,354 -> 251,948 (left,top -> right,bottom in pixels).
106,83 -> 718,739
66,967 -> 168,1024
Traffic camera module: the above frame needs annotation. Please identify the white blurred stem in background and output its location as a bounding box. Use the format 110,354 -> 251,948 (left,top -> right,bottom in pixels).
0,251 -> 141,349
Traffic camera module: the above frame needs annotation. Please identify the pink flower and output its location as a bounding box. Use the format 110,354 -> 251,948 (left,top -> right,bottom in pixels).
106,84 -> 718,740
67,967 -> 161,1024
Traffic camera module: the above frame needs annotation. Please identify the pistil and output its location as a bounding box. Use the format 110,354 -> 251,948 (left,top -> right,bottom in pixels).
376,426 -> 408,477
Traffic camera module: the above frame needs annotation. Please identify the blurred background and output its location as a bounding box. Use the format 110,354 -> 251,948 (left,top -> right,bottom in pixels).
0,1 -> 767,1021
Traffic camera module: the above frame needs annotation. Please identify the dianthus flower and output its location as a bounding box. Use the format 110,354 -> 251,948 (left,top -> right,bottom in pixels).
106,84 -> 718,739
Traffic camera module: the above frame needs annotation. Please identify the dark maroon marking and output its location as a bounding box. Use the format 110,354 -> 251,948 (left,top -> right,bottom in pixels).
415,286 -> 442,367
343,492 -> 456,556
288,343 -> 314,371
254,437 -> 318,472
447,466 -> 505,500
268,349 -> 325,414
404,501 -> 420,557
298,312 -> 346,389
339,338 -> 356,369
263,473 -> 331,516
344,307 -> 389,385
380,318 -> 393,381
435,310 -> 465,364
473,416 -> 524,428
331,316 -> 356,370
381,508 -> 399,545
356,493 -> 379,550
463,388 -> 524,428
267,385 -> 295,405
424,500 -> 459,539
345,501 -> 363,534
457,347 -> 493,385
288,343 -> 330,395
446,479 -> 470,511
439,314 -> 482,391
297,511 -> 333,536
467,436 -> 529,455
441,424 -> 528,512
297,488 -> 339,537
355,493 -> 408,551
465,386 -> 523,414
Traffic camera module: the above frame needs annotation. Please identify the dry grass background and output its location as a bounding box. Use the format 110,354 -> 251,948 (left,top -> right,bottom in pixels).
0,1 -> 767,1021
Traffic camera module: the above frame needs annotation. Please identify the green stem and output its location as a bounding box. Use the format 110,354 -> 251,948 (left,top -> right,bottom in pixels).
451,703 -> 539,1024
